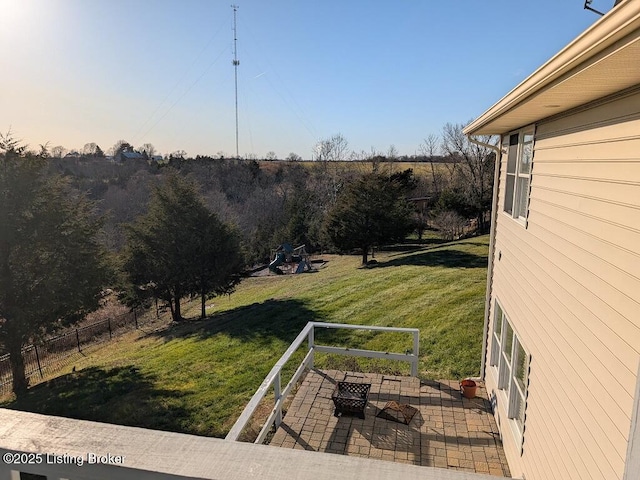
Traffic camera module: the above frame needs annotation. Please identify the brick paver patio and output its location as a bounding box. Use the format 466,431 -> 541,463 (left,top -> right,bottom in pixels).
269,369 -> 511,477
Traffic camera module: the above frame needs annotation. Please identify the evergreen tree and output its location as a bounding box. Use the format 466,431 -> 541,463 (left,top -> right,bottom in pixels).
325,171 -> 415,265
193,216 -> 243,319
123,174 -> 243,321
0,132 -> 110,397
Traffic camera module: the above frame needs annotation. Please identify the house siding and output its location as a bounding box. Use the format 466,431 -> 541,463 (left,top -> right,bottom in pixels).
486,88 -> 640,480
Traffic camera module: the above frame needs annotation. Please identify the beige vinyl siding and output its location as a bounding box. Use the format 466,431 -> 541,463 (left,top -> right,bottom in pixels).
487,89 -> 640,480
490,238 -> 627,480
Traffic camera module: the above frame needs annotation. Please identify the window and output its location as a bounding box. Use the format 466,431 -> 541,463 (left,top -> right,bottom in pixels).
491,301 -> 530,438
512,340 -> 528,430
490,303 -> 503,367
504,126 -> 534,222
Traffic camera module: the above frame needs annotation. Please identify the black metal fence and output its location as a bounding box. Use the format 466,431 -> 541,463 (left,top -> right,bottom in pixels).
0,309 -> 149,395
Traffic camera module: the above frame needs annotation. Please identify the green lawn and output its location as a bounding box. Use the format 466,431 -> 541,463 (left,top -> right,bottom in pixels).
2,235 -> 489,438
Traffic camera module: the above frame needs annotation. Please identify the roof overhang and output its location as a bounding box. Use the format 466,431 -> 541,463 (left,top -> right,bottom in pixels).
464,0 -> 640,136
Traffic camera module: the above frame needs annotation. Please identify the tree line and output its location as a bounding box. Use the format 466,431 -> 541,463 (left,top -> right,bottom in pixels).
0,124 -> 495,398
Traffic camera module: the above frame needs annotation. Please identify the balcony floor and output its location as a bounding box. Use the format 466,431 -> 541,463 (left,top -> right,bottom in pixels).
269,369 -> 511,477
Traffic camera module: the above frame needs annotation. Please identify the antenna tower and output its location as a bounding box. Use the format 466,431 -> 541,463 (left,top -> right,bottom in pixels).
231,5 -> 240,158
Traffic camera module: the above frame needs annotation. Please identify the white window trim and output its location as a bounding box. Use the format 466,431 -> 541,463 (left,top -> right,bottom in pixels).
491,300 -> 530,452
490,303 -> 502,374
502,125 -> 535,226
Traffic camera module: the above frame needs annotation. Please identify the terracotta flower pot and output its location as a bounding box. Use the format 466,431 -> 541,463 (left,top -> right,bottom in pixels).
460,379 -> 477,399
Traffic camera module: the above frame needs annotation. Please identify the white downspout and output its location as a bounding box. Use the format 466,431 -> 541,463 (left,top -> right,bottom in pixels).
623,358 -> 640,480
467,135 -> 502,381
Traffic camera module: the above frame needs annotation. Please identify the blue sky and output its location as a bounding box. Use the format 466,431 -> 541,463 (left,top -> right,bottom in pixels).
1,0 -> 606,159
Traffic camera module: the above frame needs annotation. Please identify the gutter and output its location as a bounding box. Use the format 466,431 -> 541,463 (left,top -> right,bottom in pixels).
467,136 -> 501,380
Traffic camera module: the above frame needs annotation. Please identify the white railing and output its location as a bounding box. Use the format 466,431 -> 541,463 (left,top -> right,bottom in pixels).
225,321 -> 419,444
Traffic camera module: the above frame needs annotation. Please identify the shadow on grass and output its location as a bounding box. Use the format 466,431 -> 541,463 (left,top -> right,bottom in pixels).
377,237 -> 451,253
4,366 -> 190,433
367,247 -> 487,269
156,299 -> 375,363
157,298 -> 326,346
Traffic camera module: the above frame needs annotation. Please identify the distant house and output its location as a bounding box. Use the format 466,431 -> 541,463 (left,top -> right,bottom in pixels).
464,1 -> 640,479
119,151 -> 145,162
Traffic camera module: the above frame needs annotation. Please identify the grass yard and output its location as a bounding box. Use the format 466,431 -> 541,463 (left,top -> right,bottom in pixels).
1,235 -> 489,439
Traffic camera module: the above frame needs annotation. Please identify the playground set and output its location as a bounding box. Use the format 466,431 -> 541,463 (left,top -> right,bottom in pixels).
269,243 -> 312,275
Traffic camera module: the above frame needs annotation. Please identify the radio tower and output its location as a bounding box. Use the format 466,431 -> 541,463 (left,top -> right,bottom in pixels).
231,5 -> 240,158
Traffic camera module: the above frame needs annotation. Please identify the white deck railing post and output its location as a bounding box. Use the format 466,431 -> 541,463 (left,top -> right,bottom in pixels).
308,326 -> 315,369
412,331 -> 420,377
274,371 -> 282,428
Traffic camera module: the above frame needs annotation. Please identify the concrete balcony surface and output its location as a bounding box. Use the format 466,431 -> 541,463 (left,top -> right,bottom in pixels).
269,369 -> 511,477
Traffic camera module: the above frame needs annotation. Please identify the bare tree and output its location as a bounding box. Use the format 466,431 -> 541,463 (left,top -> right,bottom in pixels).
432,210 -> 467,241
387,144 -> 398,161
419,134 -> 443,194
109,140 -> 133,158
441,122 -> 497,234
82,142 -> 104,157
386,144 -> 399,177
50,145 -> 67,158
361,147 -> 381,172
285,152 -> 302,162
265,151 -> 278,161
347,150 -> 364,162
139,143 -> 156,158
83,143 -> 95,156
99,170 -> 156,250
311,133 -> 351,206
312,133 -> 349,162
